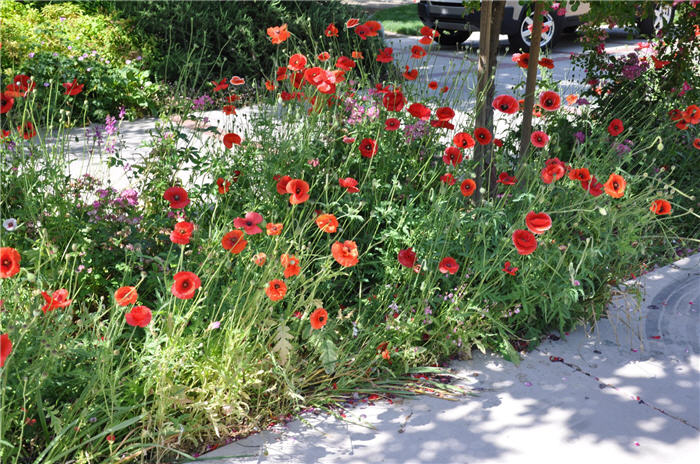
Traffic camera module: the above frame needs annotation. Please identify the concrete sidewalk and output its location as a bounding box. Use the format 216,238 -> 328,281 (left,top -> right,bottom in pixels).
197,253 -> 699,464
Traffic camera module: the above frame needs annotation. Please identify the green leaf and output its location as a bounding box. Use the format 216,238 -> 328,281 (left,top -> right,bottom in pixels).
319,337 -> 338,375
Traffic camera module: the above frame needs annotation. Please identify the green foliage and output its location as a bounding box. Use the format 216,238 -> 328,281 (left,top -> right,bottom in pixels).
370,4 -> 424,35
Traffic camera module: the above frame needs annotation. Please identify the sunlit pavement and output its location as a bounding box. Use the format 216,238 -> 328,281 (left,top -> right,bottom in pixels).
198,253 -> 699,463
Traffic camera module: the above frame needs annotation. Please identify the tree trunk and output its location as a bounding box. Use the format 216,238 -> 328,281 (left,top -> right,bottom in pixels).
518,1 -> 544,161
474,0 -> 505,203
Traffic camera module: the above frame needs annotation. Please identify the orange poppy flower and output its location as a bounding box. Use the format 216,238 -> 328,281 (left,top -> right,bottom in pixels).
603,173 -> 626,198
346,18 -> 360,28
221,230 -> 248,254
230,76 -> 245,86
280,252 -> 298,273
265,80 -> 275,91
460,179 -> 476,197
267,223 -> 283,235
266,279 -> 287,301
267,23 -> 291,44
114,286 -> 138,306
352,51 -> 364,59
316,213 -> 339,233
565,94 -> 578,105
253,252 -> 267,266
650,199 -> 672,215
325,23 -> 339,37
310,308 -> 328,330
364,20 -> 381,37
331,240 -> 359,267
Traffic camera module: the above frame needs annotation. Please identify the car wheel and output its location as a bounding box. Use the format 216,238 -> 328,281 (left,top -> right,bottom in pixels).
435,29 -> 471,46
508,10 -> 562,51
638,4 -> 674,37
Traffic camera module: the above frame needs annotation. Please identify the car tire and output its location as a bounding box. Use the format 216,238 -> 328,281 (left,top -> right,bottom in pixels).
435,29 -> 471,46
508,10 -> 563,51
638,4 -> 674,37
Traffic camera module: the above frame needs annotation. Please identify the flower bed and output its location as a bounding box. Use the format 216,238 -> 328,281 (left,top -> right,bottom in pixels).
1,8 -> 698,463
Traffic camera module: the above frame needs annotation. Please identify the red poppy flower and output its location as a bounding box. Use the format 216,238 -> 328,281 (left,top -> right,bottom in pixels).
170,221 -> 194,245
384,118 -> 400,131
538,57 -> 554,69
266,279 -> 287,301
491,95 -> 519,114
125,305 -> 152,327
453,132 -> 475,149
497,172 -> 517,185
502,261 -> 518,275
435,107 -> 455,122
230,76 -> 245,86
267,23 -> 291,44
223,133 -> 242,149
420,26 -> 439,39
19,121 -> 37,140
115,286 -> 138,306
234,212 -> 264,235
359,138 -> 377,158
0,333 -> 11,367
364,20 -> 381,37
163,186 -> 190,209
171,271 -> 201,300
441,86 -> 449,93
222,105 -> 236,115
460,179 -> 476,197
303,67 -> 325,86
41,289 -> 72,313
440,173 -> 456,185
693,138 -> 700,150
354,24 -> 370,40
0,247 -> 20,278
607,119 -> 624,136
346,18 -> 360,28
411,45 -> 427,59
62,79 -> 84,96
494,138 -> 503,147
581,176 -> 604,196
539,91 -> 561,111
430,120 -> 454,130
325,23 -> 339,37
0,92 -> 14,114
408,103 -> 431,120
376,47 -> 394,63
332,240 -> 359,267
683,104 -> 700,124
286,179 -> 310,204
603,173 -> 626,198
651,55 -> 670,69
339,177 -> 359,193
403,66 -> 418,80
676,121 -> 688,130
530,131 -> 549,148
310,308 -> 328,330
428,81 -> 439,90
288,53 -> 307,72
382,89 -> 405,111
222,230 -> 248,254
398,248 -> 417,268
650,199 -> 672,215
512,230 -> 537,255
439,257 -> 459,275
335,56 -> 355,71
541,158 -> 566,184
212,78 -> 229,92
568,168 -> 590,182
12,74 -> 35,94
512,52 -> 529,68
525,211 -> 552,235
474,127 -> 492,145
443,146 -> 463,166
267,223 -> 283,235
276,66 -> 289,82
316,213 -> 339,233
276,175 -> 292,194
317,52 -> 331,62
217,177 -> 231,194
281,254 -> 301,278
